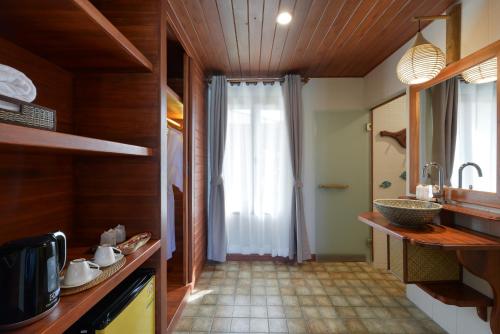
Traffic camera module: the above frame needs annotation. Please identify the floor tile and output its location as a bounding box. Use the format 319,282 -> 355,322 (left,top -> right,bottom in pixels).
324,318 -> 347,333
191,317 -> 212,332
307,319 -> 328,333
250,318 -> 269,332
286,319 -> 308,333
174,261 -> 445,334
284,306 -> 303,319
267,306 -> 286,318
251,305 -> 268,318
269,318 -> 288,332
230,318 -> 250,332
233,306 -> 251,317
211,317 -> 232,332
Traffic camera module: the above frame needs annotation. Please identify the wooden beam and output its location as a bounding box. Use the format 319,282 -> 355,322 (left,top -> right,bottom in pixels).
446,3 -> 461,64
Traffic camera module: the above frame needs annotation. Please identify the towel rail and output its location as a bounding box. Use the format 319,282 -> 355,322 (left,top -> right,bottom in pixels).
318,184 -> 349,189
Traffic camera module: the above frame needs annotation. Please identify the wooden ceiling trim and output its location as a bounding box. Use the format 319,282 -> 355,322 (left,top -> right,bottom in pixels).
259,0 -> 281,75
184,0 -> 231,72
292,0 -> 346,73
165,1 -> 206,69
315,0 -> 394,76
286,0 -> 330,72
180,1 -> 218,70
308,0 -> 364,76
233,0 -> 251,76
248,0 -> 264,76
355,0 -> 453,76
199,0 -> 234,73
268,0 -> 296,76
338,0 -> 432,76
276,0 -> 313,73
335,0 -> 412,76
216,0 -> 242,76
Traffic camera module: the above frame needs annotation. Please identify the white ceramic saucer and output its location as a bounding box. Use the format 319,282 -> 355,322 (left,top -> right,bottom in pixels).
93,253 -> 124,268
60,268 -> 103,288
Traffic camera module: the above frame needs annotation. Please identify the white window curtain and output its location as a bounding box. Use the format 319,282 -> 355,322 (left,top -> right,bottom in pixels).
223,83 -> 293,256
451,81 -> 497,192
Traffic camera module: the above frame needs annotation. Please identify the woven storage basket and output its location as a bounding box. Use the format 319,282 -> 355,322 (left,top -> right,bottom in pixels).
60,256 -> 126,296
389,236 -> 460,283
0,94 -> 56,130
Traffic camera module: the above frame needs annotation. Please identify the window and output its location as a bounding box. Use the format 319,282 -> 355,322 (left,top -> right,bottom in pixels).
223,83 -> 293,256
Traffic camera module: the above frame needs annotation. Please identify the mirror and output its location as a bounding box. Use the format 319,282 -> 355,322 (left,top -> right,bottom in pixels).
418,58 -> 497,193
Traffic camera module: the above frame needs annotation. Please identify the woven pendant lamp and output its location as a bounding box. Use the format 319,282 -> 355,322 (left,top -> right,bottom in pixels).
462,57 -> 497,84
397,31 -> 446,85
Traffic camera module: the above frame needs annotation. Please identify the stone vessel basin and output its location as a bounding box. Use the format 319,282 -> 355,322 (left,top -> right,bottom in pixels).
373,199 -> 442,228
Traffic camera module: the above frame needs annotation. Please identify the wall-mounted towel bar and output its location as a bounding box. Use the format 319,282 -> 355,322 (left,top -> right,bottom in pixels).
318,184 -> 349,189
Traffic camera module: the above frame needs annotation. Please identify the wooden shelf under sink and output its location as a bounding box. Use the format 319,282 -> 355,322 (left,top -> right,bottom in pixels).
417,281 -> 493,321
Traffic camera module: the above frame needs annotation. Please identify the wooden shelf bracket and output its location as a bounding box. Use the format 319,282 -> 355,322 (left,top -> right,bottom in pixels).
456,250 -> 500,331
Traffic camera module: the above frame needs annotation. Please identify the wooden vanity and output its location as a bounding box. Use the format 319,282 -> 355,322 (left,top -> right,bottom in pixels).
359,211 -> 500,333
367,40 -> 500,334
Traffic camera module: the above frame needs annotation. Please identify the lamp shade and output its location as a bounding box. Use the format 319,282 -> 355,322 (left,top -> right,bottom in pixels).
462,57 -> 497,84
397,32 -> 446,85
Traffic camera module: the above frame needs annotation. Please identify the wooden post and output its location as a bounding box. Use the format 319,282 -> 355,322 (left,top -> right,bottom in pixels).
446,3 -> 461,64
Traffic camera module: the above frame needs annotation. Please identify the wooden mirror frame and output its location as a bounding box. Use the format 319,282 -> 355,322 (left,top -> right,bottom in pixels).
409,40 -> 500,208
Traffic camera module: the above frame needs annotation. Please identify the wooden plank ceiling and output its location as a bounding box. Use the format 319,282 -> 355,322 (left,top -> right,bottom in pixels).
166,0 -> 455,78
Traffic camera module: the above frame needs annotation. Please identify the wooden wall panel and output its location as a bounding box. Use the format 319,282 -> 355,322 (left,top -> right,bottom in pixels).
188,59 -> 207,283
0,37 -> 74,245
166,186 -> 185,285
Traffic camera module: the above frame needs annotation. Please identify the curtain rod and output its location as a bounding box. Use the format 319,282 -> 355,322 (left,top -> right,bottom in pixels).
206,77 -> 310,84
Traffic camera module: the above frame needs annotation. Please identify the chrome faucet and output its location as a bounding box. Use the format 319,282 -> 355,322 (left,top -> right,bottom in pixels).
422,162 -> 444,203
458,162 -> 483,189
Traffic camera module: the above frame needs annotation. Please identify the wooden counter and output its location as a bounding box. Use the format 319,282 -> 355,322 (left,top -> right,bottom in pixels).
359,211 -> 500,250
5,240 -> 161,334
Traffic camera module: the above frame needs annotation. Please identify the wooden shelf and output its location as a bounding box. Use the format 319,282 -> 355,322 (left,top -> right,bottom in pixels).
167,85 -> 184,120
0,0 -> 152,72
443,203 -> 500,221
4,239 -> 161,334
417,281 -> 492,308
0,123 -> 153,156
417,281 -> 493,321
358,211 -> 500,250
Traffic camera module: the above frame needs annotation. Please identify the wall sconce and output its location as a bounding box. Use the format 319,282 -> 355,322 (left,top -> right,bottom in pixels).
396,25 -> 446,85
397,5 -> 461,85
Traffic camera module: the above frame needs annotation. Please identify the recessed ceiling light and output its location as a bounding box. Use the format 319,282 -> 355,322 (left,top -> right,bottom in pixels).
276,12 -> 292,25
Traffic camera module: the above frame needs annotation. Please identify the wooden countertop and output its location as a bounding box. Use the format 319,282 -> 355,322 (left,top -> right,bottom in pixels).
358,211 -> 500,250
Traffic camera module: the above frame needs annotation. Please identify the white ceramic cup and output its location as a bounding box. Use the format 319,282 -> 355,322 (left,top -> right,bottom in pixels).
94,245 -> 122,267
64,258 -> 99,286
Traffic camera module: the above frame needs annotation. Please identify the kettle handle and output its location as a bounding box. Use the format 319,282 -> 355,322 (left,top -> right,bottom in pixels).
52,231 -> 66,272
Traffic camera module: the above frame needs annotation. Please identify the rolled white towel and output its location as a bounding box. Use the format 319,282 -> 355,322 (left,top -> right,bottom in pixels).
0,64 -> 37,111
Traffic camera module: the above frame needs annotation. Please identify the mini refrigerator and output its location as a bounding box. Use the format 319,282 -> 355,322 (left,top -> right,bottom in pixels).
69,269 -> 155,334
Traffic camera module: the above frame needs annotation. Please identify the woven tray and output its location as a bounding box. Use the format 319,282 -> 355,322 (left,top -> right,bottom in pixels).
117,232 -> 151,255
60,256 -> 126,296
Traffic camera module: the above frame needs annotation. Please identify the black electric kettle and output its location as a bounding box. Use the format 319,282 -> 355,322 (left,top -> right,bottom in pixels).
0,231 -> 66,329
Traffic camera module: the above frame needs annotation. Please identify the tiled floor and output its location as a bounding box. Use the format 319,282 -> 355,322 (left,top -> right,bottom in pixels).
173,261 -> 446,333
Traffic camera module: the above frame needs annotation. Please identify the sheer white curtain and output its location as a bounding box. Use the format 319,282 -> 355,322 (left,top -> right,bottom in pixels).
223,83 -> 293,256
451,81 -> 496,192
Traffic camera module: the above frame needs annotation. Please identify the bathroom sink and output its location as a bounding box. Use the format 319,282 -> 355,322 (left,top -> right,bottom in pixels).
373,199 -> 442,228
